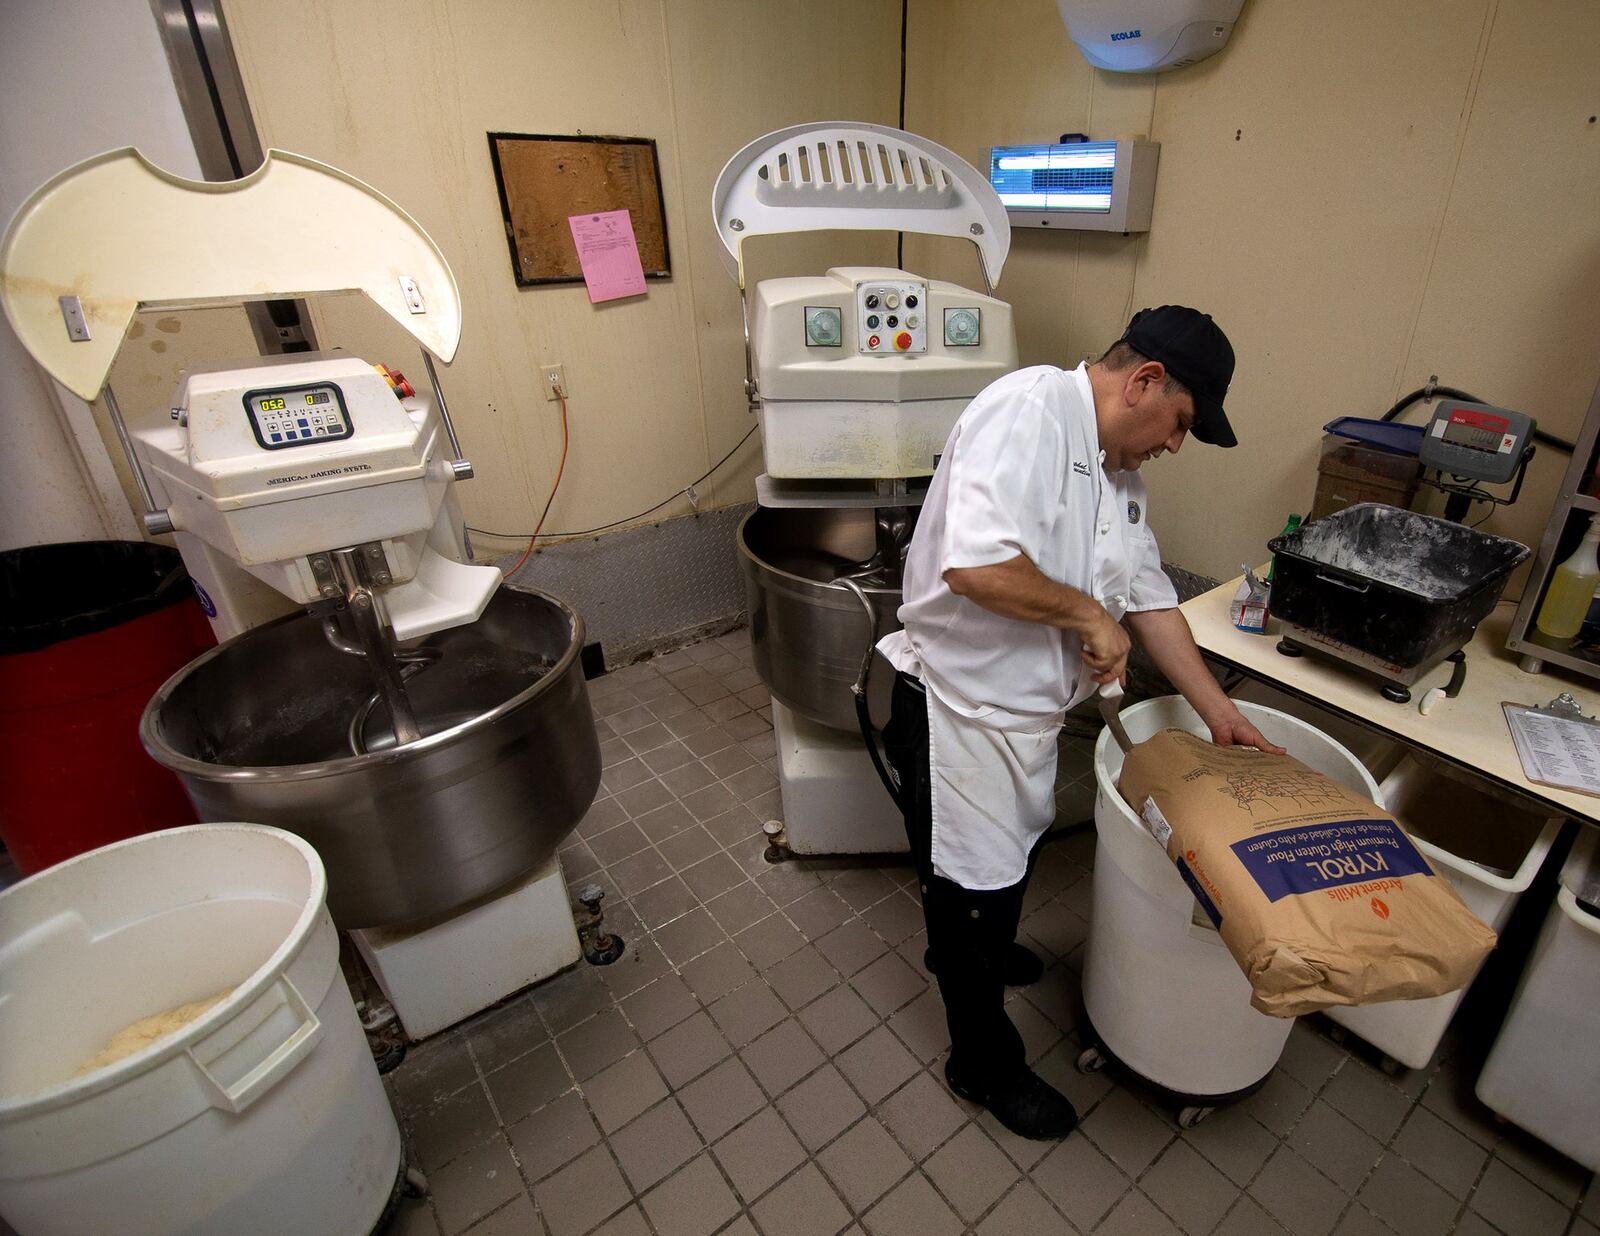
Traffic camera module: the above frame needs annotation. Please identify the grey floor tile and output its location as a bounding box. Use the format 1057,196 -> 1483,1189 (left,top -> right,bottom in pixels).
1469,1157 -> 1576,1236
639,1152 -> 740,1236
727,833 -> 773,878
1214,1195 -> 1291,1235
1289,1099 -> 1384,1193
704,804 -> 762,848
458,1192 -> 535,1235
677,1056 -> 767,1142
1098,1190 -> 1184,1236
655,907 -> 725,966
463,994 -> 550,1075
682,782 -> 740,824
620,973 -> 699,1041
616,779 -> 674,819
706,881 -> 777,935
708,978 -> 787,1047
877,1069 -> 967,1162
648,1010 -> 733,1088
1493,1130 -> 1592,1207
1080,1086 -> 1175,1178
660,758 -> 717,799
578,796 -> 629,839
681,941 -> 756,1004
835,1025 -> 921,1106
1141,1138 -> 1243,1235
923,1122 -> 1021,1223
1390,1104 -> 1490,1199
752,1163 -> 853,1236
798,985 -> 878,1055
1183,1102 -> 1286,1187
1329,1203 -> 1393,1236
484,1040 -> 572,1126
1018,898 -> 1090,961
1277,1020 -> 1346,1092
1249,1145 -> 1347,1236
557,1008 -> 639,1081
630,876 -> 699,929
971,1107 -> 1053,1172
1321,1061 -> 1413,1146
610,1097 -> 702,1192
850,951 -> 927,1019
583,1049 -> 670,1133
973,1180 -> 1070,1235
507,1089 -> 600,1182
622,721 -> 675,754
589,821 -> 651,866
861,1172 -> 964,1236
385,1196 -> 440,1236
713,1105 -> 808,1204
755,861 -> 826,907
885,989 -> 948,1064
410,1084 -> 499,1172
767,945 -> 842,1011
786,887 -> 855,938
1032,1037 -> 1113,1114
657,823 -> 720,872
633,800 -> 698,844
599,937 -> 674,1000
860,894 -> 926,947
829,867 -> 900,913
428,1136 -> 523,1236
742,1016 -> 827,1098
531,965 -> 613,1036
1239,1068 -> 1315,1139
777,1063 -> 868,1151
1357,1153 -> 1458,1235
735,912 -> 806,970
682,852 -> 749,903
1032,1133 -> 1130,1231
392,1032 -> 479,1114
703,743 -> 756,779
536,1144 -> 633,1236
641,740 -> 696,775
817,1115 -> 916,1211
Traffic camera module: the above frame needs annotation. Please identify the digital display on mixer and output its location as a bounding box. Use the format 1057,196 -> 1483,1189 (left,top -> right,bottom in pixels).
244,382 -> 353,450
1442,418 -> 1504,452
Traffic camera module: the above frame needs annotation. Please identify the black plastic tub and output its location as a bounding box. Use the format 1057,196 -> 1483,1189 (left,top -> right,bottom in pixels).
1267,503 -> 1529,670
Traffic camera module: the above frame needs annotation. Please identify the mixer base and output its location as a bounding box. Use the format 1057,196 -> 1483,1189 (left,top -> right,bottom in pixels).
352,857 -> 582,1039
773,700 -> 909,856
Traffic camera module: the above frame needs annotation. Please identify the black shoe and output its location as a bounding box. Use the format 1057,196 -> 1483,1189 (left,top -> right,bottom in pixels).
925,941 -> 1045,987
944,1059 -> 1079,1140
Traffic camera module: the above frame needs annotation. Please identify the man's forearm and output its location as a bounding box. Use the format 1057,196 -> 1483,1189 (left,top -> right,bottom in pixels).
943,554 -> 1102,632
1124,607 -> 1233,722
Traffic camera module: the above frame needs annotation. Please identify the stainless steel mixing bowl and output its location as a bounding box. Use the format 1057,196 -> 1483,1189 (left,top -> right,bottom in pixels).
141,586 -> 600,928
737,507 -> 902,732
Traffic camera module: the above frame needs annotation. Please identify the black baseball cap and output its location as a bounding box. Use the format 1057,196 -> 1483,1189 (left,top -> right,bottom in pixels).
1120,305 -> 1237,448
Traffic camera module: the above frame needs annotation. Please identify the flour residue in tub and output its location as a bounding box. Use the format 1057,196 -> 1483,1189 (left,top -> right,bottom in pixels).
1289,507 -> 1512,601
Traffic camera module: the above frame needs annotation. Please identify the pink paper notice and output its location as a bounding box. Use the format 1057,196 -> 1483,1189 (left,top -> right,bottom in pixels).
568,210 -> 647,303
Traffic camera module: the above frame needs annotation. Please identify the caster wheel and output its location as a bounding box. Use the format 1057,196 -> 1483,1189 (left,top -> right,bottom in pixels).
1378,1055 -> 1406,1077
1076,1046 -> 1107,1075
1177,1104 -> 1213,1130
403,1166 -> 429,1198
370,1036 -> 406,1075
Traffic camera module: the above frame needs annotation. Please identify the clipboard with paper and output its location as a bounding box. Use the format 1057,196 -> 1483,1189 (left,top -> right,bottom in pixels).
1502,693 -> 1600,798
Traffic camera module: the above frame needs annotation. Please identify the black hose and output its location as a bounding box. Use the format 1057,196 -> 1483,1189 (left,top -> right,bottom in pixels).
856,690 -> 905,812
1381,385 -> 1574,454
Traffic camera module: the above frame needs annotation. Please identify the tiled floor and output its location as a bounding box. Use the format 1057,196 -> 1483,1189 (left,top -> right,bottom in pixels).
378,629 -> 1598,1236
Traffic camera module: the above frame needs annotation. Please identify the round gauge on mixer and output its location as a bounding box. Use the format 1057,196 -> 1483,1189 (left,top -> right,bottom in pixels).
804,305 -> 843,347
943,307 -> 981,347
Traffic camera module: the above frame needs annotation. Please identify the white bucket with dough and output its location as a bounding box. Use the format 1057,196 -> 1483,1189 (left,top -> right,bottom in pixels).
0,824 -> 401,1236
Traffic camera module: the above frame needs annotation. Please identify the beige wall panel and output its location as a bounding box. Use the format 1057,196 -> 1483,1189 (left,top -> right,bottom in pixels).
1403,0 -> 1600,561
661,0 -> 901,510
223,0 -> 904,549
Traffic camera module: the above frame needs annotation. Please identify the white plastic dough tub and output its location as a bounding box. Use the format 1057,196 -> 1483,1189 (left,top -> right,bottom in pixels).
1085,696 -> 1382,1108
0,824 -> 402,1236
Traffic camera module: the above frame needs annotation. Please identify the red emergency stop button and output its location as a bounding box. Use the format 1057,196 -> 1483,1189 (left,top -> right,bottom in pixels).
867,334 -> 881,349
894,331 -> 913,351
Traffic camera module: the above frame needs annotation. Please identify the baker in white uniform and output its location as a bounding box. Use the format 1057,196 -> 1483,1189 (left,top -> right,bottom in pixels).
877,305 -> 1283,1140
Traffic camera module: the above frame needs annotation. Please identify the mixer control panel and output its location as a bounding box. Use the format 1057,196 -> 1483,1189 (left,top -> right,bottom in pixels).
244,381 -> 355,450
857,279 -> 927,355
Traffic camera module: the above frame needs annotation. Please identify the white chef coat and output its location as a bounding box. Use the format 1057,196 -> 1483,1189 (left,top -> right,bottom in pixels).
878,363 -> 1178,888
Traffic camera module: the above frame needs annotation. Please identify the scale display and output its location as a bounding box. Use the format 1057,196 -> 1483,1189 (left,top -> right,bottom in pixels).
244,382 -> 354,450
1418,400 -> 1533,485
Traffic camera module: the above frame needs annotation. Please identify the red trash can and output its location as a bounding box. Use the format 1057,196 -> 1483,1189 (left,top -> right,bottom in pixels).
0,542 -> 215,873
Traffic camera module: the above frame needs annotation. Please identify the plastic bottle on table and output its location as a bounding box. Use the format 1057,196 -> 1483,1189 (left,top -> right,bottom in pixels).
1536,514 -> 1600,640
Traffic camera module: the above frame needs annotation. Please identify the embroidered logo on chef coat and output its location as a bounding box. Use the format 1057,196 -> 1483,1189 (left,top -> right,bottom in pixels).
1072,460 -> 1092,477
1127,500 -> 1142,525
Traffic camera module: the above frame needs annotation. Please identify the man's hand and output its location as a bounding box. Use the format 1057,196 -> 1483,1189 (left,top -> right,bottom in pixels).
1203,705 -> 1287,754
1080,605 -> 1131,684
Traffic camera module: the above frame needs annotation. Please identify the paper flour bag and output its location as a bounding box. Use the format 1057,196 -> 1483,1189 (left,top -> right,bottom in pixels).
1118,729 -> 1497,1017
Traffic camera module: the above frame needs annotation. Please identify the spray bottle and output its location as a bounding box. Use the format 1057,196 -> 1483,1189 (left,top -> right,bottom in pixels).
1536,514 -> 1600,640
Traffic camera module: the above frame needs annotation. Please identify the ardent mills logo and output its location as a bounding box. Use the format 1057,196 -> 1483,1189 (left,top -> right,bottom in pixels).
266,463 -> 373,486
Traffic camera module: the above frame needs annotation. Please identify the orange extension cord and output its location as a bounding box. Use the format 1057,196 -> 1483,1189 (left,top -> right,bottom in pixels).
506,393 -> 568,577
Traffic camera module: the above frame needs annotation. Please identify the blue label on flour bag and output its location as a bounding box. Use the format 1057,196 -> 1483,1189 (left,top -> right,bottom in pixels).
1231,819 -> 1431,903
1176,857 -> 1223,927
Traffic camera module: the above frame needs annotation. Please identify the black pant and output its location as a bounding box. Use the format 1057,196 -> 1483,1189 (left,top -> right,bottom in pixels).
883,671 -> 1034,1083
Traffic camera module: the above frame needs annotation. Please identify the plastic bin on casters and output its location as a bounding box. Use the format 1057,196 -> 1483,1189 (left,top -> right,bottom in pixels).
1084,697 -> 1381,1115
1326,755 -> 1562,1069
1475,831 -> 1600,1171
0,825 -> 402,1235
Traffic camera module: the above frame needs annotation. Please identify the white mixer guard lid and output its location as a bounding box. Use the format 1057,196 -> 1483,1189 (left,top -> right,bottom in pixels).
0,148 -> 462,401
711,122 -> 1010,290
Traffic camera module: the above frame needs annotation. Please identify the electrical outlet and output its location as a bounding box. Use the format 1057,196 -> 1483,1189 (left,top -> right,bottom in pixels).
542,363 -> 567,401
